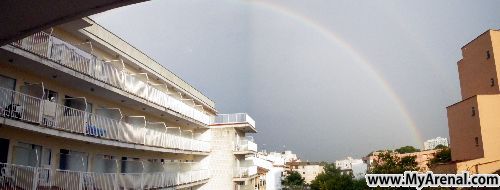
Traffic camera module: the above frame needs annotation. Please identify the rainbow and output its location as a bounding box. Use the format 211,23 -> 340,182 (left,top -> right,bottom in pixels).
244,0 -> 424,146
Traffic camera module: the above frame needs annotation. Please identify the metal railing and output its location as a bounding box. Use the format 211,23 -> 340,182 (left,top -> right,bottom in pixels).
210,113 -> 256,128
0,162 -> 210,190
0,87 -> 210,152
235,140 -> 258,152
12,32 -> 211,125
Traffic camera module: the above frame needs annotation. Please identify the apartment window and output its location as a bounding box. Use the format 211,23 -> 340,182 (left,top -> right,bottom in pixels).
0,76 -> 19,118
13,142 -> 51,167
475,137 -> 479,147
0,138 -> 9,163
491,78 -> 495,87
472,107 -> 476,116
93,154 -> 117,173
43,89 -> 58,102
59,149 -> 88,171
487,50 -> 491,59
0,75 -> 16,90
121,157 -> 142,173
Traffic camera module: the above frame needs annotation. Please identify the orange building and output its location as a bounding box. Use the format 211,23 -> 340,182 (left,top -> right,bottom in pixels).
441,29 -> 500,174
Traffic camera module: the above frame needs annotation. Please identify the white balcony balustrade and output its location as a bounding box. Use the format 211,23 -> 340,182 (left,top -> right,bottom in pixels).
0,162 -> 210,190
210,113 -> 256,128
12,32 -> 210,125
235,140 -> 258,152
0,87 -> 210,152
234,166 -> 258,178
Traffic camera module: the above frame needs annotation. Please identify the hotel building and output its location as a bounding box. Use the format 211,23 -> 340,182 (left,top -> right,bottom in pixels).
0,17 -> 259,189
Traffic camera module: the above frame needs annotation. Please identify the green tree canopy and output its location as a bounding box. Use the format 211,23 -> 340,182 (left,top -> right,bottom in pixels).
369,152 -> 420,174
310,163 -> 368,190
429,147 -> 451,165
282,171 -> 305,189
395,146 -> 420,154
434,144 -> 448,150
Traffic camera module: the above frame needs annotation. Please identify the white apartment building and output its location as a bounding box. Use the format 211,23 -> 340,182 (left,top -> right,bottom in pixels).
335,157 -> 367,179
423,137 -> 449,150
286,162 -> 324,184
262,150 -> 300,166
0,17 -> 262,190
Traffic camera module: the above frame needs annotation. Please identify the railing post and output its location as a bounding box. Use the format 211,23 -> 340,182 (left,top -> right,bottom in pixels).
113,173 -> 119,190
54,104 -> 59,129
39,99 -> 44,125
140,173 -> 144,189
32,168 -> 39,190
143,126 -> 146,145
78,172 -> 84,190
83,112 -> 88,136
47,35 -> 53,58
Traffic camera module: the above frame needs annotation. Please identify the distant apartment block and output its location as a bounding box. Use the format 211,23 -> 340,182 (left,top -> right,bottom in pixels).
286,162 -> 324,184
423,137 -> 449,150
0,17 -> 263,190
335,157 -> 367,179
436,29 -> 500,174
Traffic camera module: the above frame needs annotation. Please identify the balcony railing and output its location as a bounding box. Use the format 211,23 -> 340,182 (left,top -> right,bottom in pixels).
234,166 -> 258,178
211,113 -> 255,128
11,32 -> 210,125
0,162 -> 210,190
235,140 -> 258,152
0,87 -> 210,152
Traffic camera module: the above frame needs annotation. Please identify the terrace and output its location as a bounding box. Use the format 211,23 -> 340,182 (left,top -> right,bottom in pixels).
6,31 -> 210,126
0,162 -> 209,190
210,113 -> 257,133
0,86 -> 210,153
234,138 -> 258,155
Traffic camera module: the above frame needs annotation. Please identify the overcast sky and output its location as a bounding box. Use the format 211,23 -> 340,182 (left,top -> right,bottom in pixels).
92,0 -> 500,161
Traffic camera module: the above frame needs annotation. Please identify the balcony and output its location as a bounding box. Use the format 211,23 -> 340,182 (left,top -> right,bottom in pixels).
234,140 -> 258,154
210,113 -> 256,133
8,32 -> 210,125
234,166 -> 258,180
0,87 -> 210,153
0,162 -> 210,190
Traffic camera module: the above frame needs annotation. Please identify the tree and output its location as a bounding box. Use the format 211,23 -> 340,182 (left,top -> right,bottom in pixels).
369,152 -> 420,174
394,146 -> 420,154
429,147 -> 451,165
310,163 -> 368,190
282,171 -> 306,189
434,144 -> 448,150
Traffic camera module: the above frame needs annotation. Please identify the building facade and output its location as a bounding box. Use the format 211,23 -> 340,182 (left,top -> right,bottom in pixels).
0,17 -> 260,189
441,29 -> 500,174
286,162 -> 323,184
335,157 -> 366,179
203,114 -> 261,190
423,137 -> 449,150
